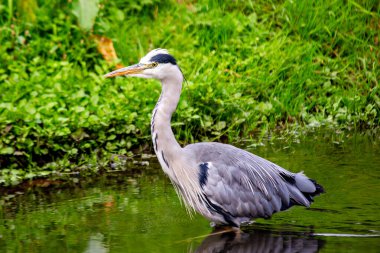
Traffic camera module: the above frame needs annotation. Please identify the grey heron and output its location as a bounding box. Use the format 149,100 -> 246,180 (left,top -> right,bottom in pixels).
104,49 -> 324,228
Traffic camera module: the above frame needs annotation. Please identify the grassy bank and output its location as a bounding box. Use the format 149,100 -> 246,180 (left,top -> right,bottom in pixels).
0,0 -> 379,185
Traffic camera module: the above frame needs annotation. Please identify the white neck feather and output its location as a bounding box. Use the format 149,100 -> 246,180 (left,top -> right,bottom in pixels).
151,68 -> 184,180
150,66 -> 209,216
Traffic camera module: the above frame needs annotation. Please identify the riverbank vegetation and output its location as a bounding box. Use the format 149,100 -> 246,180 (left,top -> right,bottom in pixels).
0,0 -> 379,185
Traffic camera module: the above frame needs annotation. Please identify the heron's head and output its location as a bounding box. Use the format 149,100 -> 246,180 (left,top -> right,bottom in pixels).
104,49 -> 182,81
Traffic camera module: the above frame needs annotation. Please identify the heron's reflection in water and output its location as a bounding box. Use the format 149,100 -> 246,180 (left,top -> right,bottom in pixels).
193,228 -> 325,253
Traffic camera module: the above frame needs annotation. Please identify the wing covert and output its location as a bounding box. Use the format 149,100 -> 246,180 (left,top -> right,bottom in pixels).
201,161 -> 286,219
184,142 -> 311,222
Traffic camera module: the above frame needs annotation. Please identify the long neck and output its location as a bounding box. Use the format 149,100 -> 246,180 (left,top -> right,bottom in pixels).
151,73 -> 183,179
150,68 -> 208,214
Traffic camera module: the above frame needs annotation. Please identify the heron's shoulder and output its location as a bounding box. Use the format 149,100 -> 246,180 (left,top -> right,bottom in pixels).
184,142 -> 240,153
183,142 -> 288,175
184,142 -> 252,163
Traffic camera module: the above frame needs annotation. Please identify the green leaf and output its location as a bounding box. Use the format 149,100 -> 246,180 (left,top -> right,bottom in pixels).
72,0 -> 99,31
214,121 -> 226,131
255,102 -> 273,115
0,147 -> 14,155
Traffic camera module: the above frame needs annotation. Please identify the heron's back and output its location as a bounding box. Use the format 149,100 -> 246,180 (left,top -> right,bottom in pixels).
183,142 -> 324,226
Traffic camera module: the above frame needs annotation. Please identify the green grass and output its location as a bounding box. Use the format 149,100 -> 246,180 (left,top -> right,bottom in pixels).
0,0 -> 379,185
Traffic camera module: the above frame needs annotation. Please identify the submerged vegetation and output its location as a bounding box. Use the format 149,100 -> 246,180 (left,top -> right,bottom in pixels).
0,0 -> 379,185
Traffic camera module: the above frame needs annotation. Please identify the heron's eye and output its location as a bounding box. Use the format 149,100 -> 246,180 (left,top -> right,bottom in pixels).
151,62 -> 158,68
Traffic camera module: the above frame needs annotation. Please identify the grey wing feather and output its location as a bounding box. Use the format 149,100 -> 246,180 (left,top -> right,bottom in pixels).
184,142 -> 319,221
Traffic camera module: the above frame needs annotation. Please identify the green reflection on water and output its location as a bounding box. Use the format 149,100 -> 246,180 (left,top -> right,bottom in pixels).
0,133 -> 379,252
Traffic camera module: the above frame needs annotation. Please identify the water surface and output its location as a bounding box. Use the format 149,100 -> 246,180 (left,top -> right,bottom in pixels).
0,132 -> 379,252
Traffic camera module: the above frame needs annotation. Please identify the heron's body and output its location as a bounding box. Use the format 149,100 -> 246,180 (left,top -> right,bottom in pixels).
105,49 -> 324,227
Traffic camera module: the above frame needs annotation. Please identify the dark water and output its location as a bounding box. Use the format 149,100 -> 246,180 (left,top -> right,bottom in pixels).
0,132 -> 379,252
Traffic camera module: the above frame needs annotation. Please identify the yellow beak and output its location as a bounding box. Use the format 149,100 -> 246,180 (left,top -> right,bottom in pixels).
104,64 -> 146,78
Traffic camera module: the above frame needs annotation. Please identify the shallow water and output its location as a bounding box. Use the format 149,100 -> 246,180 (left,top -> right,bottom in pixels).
0,132 -> 379,252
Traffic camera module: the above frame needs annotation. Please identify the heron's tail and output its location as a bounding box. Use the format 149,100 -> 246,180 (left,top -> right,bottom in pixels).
293,173 -> 325,205
280,172 -> 325,209
302,179 -> 325,201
